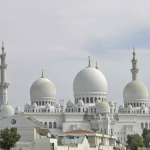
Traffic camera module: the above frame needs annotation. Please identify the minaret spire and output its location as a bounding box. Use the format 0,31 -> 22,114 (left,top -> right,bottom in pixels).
88,56 -> 92,67
95,62 -> 98,69
41,69 -> 44,78
131,47 -> 139,81
0,41 -> 9,106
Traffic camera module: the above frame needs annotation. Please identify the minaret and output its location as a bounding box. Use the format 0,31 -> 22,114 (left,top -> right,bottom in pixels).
0,41 -> 9,106
131,47 -> 139,81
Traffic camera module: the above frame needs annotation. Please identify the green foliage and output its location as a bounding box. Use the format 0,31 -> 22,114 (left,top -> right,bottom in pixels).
142,128 -> 149,140
126,134 -> 145,150
0,128 -> 21,150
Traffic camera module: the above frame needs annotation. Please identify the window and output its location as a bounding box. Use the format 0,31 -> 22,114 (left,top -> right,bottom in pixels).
90,97 -> 93,103
48,109 -> 49,112
36,101 -> 38,106
145,123 -> 148,129
49,122 -> 52,128
95,97 -> 97,102
105,129 -> 106,134
53,122 -> 57,128
44,122 -> 47,126
91,108 -> 93,113
141,123 -> 144,129
39,101 -> 41,106
72,109 -> 73,112
83,98 -> 85,103
86,97 -> 89,103
42,101 -> 44,106
33,109 -> 34,112
78,108 -> 80,112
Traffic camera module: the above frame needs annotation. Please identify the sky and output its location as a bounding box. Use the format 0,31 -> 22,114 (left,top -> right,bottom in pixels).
0,0 -> 150,110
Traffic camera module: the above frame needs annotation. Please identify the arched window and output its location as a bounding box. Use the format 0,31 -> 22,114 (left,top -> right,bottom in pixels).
83,108 -> 84,112
48,109 -> 49,112
44,122 -> 47,126
33,109 -> 34,112
78,108 -> 80,112
90,97 -> 93,103
95,97 -> 97,102
141,123 -> 144,129
145,123 -> 148,129
42,101 -> 44,106
131,103 -> 132,106
134,103 -> 136,107
53,122 -> 57,128
98,97 -> 101,100
137,103 -> 139,107
145,103 -> 146,107
77,98 -> 78,104
39,101 -> 41,106
86,97 -> 89,103
49,122 -> 52,128
72,109 -> 73,112
91,108 -> 93,113
68,109 -> 70,112
49,101 -> 50,104
36,101 -> 38,106
140,103 -> 141,107
45,101 -> 47,104
83,98 -> 85,103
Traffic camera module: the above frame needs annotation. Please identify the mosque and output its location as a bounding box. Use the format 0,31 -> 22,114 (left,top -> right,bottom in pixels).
0,42 -> 149,144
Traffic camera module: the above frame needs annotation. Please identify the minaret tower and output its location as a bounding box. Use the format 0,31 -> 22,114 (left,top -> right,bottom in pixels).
131,47 -> 139,81
0,41 -> 9,107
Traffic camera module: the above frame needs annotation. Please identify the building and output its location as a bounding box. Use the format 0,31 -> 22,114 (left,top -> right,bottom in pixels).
0,42 -> 149,145
0,113 -> 57,150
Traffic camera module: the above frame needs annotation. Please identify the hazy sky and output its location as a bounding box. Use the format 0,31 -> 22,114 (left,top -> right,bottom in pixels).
0,0 -> 150,110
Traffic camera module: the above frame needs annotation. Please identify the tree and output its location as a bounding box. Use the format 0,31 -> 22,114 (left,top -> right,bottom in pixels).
0,128 -> 21,150
126,134 -> 145,150
142,128 -> 149,140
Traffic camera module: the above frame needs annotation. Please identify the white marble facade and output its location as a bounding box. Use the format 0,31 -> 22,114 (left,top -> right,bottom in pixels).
0,43 -> 149,144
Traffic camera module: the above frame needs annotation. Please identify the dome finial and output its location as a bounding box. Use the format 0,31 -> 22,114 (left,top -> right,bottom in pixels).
88,56 -> 91,67
41,69 -> 44,78
1,41 -> 5,51
133,47 -> 136,58
95,61 -> 98,69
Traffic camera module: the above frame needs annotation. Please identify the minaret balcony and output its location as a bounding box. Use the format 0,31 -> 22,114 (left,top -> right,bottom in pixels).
0,83 -> 9,88
0,53 -> 6,58
0,64 -> 7,69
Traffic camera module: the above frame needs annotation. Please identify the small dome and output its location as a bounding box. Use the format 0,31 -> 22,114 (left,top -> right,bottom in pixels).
96,101 -> 110,114
30,78 -> 56,101
108,100 -> 114,106
123,80 -> 148,102
24,103 -> 30,109
78,100 -> 84,106
119,105 -> 123,110
1,105 -> 14,118
95,100 -> 101,106
15,106 -> 20,112
73,67 -> 107,95
128,104 -> 132,109
141,104 -> 145,109
32,103 -> 37,108
66,100 -> 73,107
56,104 -> 61,108
46,103 -> 51,108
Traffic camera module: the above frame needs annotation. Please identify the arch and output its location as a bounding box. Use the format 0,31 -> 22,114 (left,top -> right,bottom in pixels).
53,122 -> 57,128
90,97 -> 93,103
134,103 -> 136,107
145,123 -> 148,129
95,97 -> 97,102
83,97 -> 85,103
78,108 -> 80,112
44,122 -> 47,126
137,103 -> 139,107
49,122 -> 52,128
42,101 -> 44,106
39,101 -> 41,106
98,97 -> 101,100
86,97 -> 89,103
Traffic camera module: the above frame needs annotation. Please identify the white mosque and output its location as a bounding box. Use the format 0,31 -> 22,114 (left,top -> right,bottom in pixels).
0,42 -> 150,144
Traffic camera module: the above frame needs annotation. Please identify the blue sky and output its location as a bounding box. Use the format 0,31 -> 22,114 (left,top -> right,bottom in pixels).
0,0 -> 150,110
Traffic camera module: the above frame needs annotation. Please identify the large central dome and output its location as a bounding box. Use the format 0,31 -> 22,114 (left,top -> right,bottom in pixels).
30,77 -> 56,101
73,67 -> 107,95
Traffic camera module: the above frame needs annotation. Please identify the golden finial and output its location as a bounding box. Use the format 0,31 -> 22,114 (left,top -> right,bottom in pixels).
133,47 -> 136,56
88,56 -> 91,67
95,62 -> 98,69
41,69 -> 44,78
1,41 -> 5,51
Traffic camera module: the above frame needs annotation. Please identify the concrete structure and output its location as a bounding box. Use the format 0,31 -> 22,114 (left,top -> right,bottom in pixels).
0,113 -> 57,150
